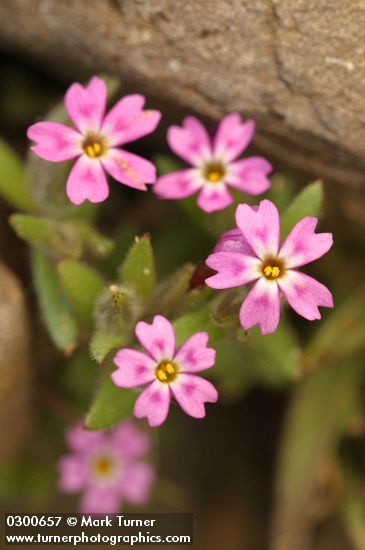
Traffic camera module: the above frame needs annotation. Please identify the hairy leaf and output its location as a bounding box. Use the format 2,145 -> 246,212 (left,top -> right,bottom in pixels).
31,249 -> 78,353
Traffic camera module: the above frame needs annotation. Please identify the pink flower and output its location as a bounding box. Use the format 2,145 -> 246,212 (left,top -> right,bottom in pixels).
112,315 -> 218,427
153,114 -> 272,213
27,76 -> 161,205
205,199 -> 334,335
57,420 -> 155,513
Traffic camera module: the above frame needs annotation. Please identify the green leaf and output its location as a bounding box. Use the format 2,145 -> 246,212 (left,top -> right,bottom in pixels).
280,180 -> 324,239
210,340 -> 253,400
31,249 -> 78,353
340,462 -> 365,550
154,153 -> 184,175
173,306 -> 224,348
264,172 -> 296,214
63,349 -> 98,412
179,190 -> 246,239
75,221 -> 114,258
303,283 -> 365,370
10,214 -> 82,258
119,235 -> 155,301
58,260 -> 104,325
85,363 -> 135,430
247,318 -> 301,386
149,263 -> 195,317
173,302 -> 252,400
271,359 -> 363,549
0,139 -> 35,212
94,285 -> 138,332
90,330 -> 126,364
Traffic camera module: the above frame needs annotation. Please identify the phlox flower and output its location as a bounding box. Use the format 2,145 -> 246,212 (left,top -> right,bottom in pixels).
57,420 -> 155,513
27,76 -> 161,204
112,315 -> 218,427
153,114 -> 272,212
205,199 -> 333,334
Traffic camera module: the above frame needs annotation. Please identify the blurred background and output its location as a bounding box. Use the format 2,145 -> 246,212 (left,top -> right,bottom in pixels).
0,2 -> 365,550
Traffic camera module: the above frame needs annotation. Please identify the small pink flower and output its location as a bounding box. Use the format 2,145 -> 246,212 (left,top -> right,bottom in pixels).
205,199 -> 334,335
27,76 -> 161,205
57,420 -> 155,513
153,114 -> 272,213
112,315 -> 218,427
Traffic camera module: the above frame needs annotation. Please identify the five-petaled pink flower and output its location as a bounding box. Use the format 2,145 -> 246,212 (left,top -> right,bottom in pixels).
57,420 -> 155,513
153,114 -> 272,213
27,76 -> 161,205
205,199 -> 333,334
112,315 -> 218,427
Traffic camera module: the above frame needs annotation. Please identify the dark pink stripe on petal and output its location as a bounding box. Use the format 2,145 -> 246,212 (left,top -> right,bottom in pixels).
279,217 -> 333,268
279,270 -> 333,321
66,156 -> 109,204
167,116 -> 212,165
153,169 -> 202,199
213,114 -> 255,162
205,251 -> 260,289
175,332 -> 216,373
64,76 -> 107,134
27,121 -> 81,162
239,278 -> 281,335
112,349 -> 156,388
235,200 -> 280,259
133,381 -> 171,428
135,315 -> 176,362
197,184 -> 233,212
171,374 -> 218,419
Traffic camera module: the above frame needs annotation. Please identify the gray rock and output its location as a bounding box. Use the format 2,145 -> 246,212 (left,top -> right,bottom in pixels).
1,0 -> 364,233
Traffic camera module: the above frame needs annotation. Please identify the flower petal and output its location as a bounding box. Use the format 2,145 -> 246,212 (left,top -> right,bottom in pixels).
197,184 -> 233,212
214,114 -> 255,162
57,455 -> 88,493
205,252 -> 260,289
171,374 -> 218,419
112,349 -> 156,388
135,315 -> 176,361
239,277 -> 281,335
112,111 -> 161,147
174,332 -> 216,373
226,156 -> 272,195
279,217 -> 333,268
153,169 -> 202,199
102,96 -> 161,147
64,76 -> 107,133
101,94 -> 145,143
102,149 -> 156,191
279,270 -> 333,320
66,156 -> 109,204
235,199 -> 280,258
66,422 -> 106,454
110,420 -> 151,458
167,116 -> 212,165
213,228 -> 256,256
27,122 -> 81,162
119,463 -> 155,504
80,486 -> 120,514
134,381 -> 171,428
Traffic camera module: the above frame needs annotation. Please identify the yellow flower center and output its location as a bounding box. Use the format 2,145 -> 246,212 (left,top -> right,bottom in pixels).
155,360 -> 178,383
82,134 -> 106,158
262,258 -> 285,280
263,265 -> 280,279
91,455 -> 114,479
203,161 -> 226,184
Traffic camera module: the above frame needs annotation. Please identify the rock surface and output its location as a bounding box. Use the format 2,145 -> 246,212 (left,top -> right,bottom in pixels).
0,0 -> 365,233
0,262 -> 31,461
